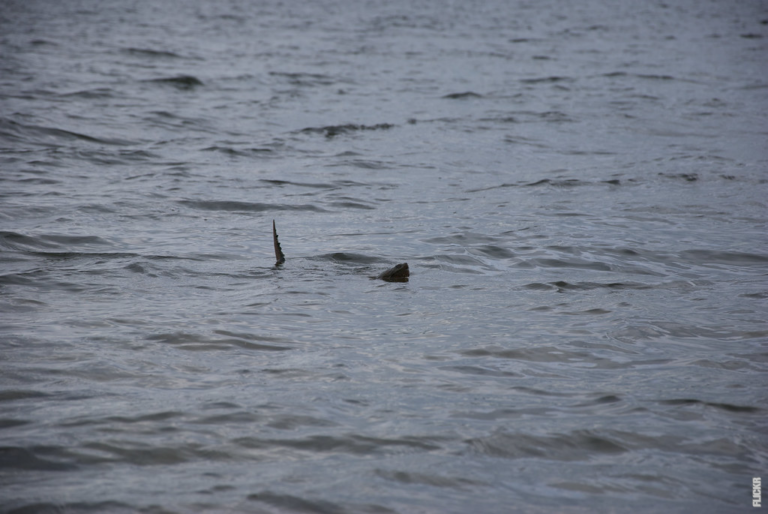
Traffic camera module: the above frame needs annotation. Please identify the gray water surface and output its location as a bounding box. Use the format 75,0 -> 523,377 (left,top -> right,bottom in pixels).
1,0 -> 767,512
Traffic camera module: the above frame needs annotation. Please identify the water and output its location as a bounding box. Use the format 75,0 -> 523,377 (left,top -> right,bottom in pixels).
1,0 -> 767,512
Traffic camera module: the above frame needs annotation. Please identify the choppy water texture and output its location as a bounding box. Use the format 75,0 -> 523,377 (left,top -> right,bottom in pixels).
1,0 -> 767,512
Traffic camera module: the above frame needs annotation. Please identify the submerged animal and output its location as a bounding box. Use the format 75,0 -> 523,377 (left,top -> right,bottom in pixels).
272,220 -> 409,282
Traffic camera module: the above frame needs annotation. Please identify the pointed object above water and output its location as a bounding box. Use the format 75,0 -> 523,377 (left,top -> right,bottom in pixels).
273,219 -> 285,265
270,220 -> 407,281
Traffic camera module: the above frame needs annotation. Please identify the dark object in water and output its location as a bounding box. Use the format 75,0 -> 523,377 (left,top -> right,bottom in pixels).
299,123 -> 394,138
146,75 -> 204,89
374,263 -> 409,282
442,91 -> 483,99
271,221 -> 408,282
273,220 -> 285,265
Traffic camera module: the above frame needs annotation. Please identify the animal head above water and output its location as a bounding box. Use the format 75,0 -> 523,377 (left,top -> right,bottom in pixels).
377,262 -> 409,282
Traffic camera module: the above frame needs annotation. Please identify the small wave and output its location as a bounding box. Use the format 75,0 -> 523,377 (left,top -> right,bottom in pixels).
63,411 -> 184,428
298,123 -> 394,138
196,411 -> 264,425
39,234 -> 110,246
268,71 -> 336,86
0,231 -> 58,251
0,390 -> 49,402
523,282 -> 554,291
503,135 -> 549,148
0,274 -> 39,288
122,47 -> 183,59
6,177 -> 60,186
636,73 -> 676,80
177,200 -> 327,213
561,308 -> 613,315
0,446 -> 77,471
659,172 -> 698,182
1,231 -> 116,256
0,418 -> 28,429
424,232 -> 500,245
602,71 -> 677,82
28,252 -> 137,263
524,178 -> 589,187
265,414 -> 339,430
79,441 -> 196,465
329,158 -> 395,170
420,254 -> 488,272
260,179 -> 337,189
59,87 -> 115,99
658,399 -> 759,413
375,469 -> 487,488
466,430 -> 626,460
124,262 -> 146,274
247,492 -> 350,513
235,433 -> 440,454
314,253 -> 383,265
442,91 -> 483,99
459,346 -> 586,363
146,331 -> 294,352
679,249 -> 768,266
458,345 -> 661,369
470,245 -> 516,259
202,145 -> 275,157
520,76 -> 574,84
327,199 -> 376,210
740,292 -> 768,299
0,118 -> 133,146
440,365 -> 520,378
495,111 -> 576,124
521,258 -> 612,272
143,111 -> 213,133
145,75 -> 204,89
29,39 -> 57,46
478,115 -> 518,123
543,281 -> 654,291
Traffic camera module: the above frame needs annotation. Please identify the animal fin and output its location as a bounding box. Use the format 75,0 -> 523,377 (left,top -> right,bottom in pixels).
273,220 -> 286,265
